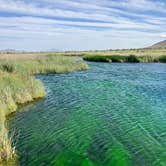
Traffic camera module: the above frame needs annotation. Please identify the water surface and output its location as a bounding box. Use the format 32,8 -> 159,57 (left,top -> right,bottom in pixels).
9,62 -> 166,166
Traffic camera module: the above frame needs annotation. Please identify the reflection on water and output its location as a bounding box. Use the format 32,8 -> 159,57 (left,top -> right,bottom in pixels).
9,62 -> 166,166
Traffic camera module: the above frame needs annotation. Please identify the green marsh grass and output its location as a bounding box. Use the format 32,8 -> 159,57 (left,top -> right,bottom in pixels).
83,54 -> 166,63
0,54 -> 88,164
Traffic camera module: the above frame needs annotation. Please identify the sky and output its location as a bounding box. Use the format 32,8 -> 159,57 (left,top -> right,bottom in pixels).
0,0 -> 166,51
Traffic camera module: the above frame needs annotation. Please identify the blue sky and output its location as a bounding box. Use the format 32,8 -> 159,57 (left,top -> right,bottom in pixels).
0,0 -> 166,51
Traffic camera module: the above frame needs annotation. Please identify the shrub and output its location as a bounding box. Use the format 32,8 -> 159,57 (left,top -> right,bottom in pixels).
83,55 -> 109,62
158,55 -> 166,63
126,55 -> 140,63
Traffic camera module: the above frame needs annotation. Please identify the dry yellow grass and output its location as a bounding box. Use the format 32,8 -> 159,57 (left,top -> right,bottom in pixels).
0,53 -> 44,60
63,48 -> 166,57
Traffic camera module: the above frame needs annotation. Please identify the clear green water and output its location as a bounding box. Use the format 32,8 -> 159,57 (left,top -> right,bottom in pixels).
9,62 -> 166,166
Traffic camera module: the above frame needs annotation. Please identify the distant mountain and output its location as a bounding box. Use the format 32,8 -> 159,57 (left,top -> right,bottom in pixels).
149,40 -> 166,49
0,49 -> 17,53
0,49 -> 28,53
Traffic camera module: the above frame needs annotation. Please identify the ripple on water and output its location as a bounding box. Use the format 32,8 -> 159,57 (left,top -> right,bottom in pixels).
9,63 -> 166,166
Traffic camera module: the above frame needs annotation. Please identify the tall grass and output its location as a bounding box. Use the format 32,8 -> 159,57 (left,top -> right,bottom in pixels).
0,55 -> 88,164
0,107 -> 15,163
0,55 -> 88,75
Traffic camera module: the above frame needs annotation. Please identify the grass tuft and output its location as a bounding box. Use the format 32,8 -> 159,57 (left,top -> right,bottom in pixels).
0,63 -> 15,73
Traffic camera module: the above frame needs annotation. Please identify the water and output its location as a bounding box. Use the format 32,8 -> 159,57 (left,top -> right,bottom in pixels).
9,62 -> 166,166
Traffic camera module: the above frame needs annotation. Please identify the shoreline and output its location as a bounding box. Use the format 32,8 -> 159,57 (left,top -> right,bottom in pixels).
0,55 -> 88,165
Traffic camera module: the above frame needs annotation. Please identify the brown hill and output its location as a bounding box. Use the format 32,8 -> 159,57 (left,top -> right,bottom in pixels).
149,40 -> 166,49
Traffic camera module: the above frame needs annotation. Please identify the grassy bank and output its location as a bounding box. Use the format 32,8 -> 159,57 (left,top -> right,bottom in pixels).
61,48 -> 166,57
0,54 -> 88,164
83,54 -> 166,63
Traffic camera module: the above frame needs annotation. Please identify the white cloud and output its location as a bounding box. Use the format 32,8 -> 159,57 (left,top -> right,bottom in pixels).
0,0 -> 165,50
0,16 -> 164,31
160,34 -> 166,38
